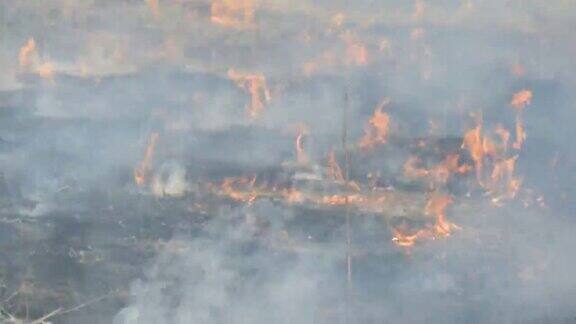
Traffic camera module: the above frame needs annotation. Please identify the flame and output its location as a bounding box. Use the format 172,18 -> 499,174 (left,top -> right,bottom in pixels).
461,115 -> 523,201
228,69 -> 271,119
510,89 -> 532,110
510,89 -> 531,150
403,156 -> 430,179
359,99 -> 391,149
392,228 -> 427,248
488,156 -> 522,201
36,62 -> 55,81
18,37 -> 55,81
326,150 -> 344,182
211,0 -> 256,29
19,38 -> 37,69
295,126 -> 309,165
461,121 -> 485,184
134,133 -> 160,186
425,194 -> 458,237
220,176 -> 260,204
340,31 -> 368,66
412,0 -> 425,21
392,194 -> 457,248
513,114 -> 526,150
281,188 -> 303,204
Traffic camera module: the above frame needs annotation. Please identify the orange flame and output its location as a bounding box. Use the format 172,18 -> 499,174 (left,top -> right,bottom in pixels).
228,70 -> 271,119
425,194 -> 458,237
211,0 -> 256,29
510,89 -> 532,110
510,90 -> 531,150
403,156 -> 430,179
340,31 -> 368,66
488,156 -> 522,201
392,194 -> 457,248
19,38 -> 37,70
461,121 -> 485,184
36,62 -> 55,81
359,99 -> 391,149
461,116 -> 523,201
134,133 -> 160,186
392,228 -> 428,248
220,176 -> 260,204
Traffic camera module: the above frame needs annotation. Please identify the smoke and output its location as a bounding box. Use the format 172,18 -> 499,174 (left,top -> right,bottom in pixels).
114,199 -> 576,324
115,202 -> 344,324
0,0 -> 575,323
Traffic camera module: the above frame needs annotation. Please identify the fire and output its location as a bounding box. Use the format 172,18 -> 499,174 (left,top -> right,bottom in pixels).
403,156 -> 429,179
220,176 -> 260,204
392,194 -> 457,248
36,62 -> 55,81
405,154 -> 471,187
281,188 -> 303,204
461,121 -> 485,184
295,126 -> 309,165
359,99 -> 391,149
425,193 -> 458,237
513,115 -> 526,150
412,0 -> 425,21
510,89 -> 532,150
18,37 -> 55,81
326,150 -> 344,182
19,38 -> 37,69
392,228 -> 427,248
510,89 -> 532,109
488,156 -> 522,201
134,133 -> 160,186
461,112 -> 523,201
211,0 -> 256,29
228,70 -> 271,119
494,125 -> 511,152
340,31 -> 368,66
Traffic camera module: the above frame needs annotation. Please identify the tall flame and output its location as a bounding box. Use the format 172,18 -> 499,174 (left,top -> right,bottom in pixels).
392,193 -> 458,248
461,120 -> 486,184
228,70 -> 271,119
359,99 -> 391,149
134,133 -> 160,186
510,89 -> 532,150
425,193 -> 458,237
19,38 -> 37,70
